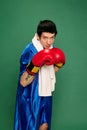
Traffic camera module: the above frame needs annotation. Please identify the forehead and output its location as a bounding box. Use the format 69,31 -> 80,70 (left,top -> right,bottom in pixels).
41,32 -> 55,37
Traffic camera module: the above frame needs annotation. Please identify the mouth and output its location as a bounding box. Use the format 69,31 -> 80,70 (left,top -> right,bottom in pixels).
45,46 -> 50,49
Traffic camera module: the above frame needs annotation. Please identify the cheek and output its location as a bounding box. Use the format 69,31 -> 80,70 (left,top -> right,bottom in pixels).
40,40 -> 46,46
52,39 -> 55,44
51,41 -> 54,45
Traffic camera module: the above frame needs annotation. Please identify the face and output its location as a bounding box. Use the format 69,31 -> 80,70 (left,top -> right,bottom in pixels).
37,32 -> 55,49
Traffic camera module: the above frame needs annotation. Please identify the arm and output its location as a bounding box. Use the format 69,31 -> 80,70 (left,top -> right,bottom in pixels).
21,47 -> 62,86
54,66 -> 59,72
20,65 -> 59,87
20,71 -> 35,87
20,48 -> 54,87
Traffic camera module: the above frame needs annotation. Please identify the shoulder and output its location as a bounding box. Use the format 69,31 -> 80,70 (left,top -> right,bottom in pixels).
22,42 -> 37,55
20,42 -> 37,64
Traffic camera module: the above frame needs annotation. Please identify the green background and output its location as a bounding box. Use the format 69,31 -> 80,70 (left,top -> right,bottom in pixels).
0,0 -> 87,130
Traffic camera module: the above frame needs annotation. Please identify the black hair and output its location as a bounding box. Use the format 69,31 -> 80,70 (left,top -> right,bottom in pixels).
37,20 -> 57,37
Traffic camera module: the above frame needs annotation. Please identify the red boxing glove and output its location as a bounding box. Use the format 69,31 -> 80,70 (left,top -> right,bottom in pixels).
26,49 -> 54,75
51,47 -> 66,68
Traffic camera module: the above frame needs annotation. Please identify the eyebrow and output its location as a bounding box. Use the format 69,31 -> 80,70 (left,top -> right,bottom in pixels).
42,35 -> 55,38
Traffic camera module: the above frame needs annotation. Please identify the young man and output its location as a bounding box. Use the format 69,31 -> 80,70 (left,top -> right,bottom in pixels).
14,20 -> 65,130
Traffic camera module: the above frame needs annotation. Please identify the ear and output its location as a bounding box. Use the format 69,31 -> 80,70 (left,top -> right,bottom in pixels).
36,33 -> 40,40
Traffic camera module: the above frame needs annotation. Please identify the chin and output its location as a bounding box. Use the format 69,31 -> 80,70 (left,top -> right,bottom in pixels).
44,46 -> 50,49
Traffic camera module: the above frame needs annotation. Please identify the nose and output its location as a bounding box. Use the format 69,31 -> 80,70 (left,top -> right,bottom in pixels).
47,38 -> 51,45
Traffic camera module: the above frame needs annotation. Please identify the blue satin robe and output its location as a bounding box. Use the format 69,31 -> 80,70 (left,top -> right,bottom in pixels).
14,43 -> 52,130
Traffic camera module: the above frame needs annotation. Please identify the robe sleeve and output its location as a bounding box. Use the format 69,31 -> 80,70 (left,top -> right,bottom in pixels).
19,43 -> 38,76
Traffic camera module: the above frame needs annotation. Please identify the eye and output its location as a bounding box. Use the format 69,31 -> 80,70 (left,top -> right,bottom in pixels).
43,36 -> 48,40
